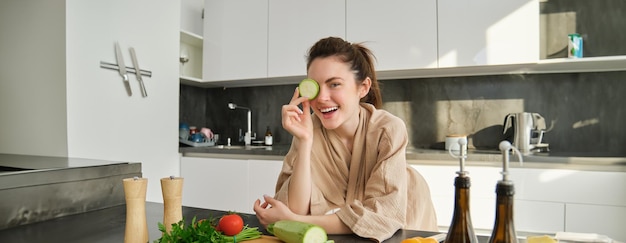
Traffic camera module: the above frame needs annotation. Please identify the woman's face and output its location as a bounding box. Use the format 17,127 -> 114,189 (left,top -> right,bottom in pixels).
307,56 -> 370,131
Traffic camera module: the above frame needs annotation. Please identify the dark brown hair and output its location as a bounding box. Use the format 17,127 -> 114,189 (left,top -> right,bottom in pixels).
306,37 -> 382,108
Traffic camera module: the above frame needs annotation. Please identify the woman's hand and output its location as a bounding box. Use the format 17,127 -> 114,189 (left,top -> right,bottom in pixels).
253,195 -> 296,227
282,88 -> 313,141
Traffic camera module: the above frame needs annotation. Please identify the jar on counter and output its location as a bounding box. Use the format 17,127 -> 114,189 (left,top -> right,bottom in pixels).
264,126 -> 273,146
189,126 -> 198,136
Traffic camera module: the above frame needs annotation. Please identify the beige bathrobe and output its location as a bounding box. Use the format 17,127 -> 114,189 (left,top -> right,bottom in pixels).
275,103 -> 438,242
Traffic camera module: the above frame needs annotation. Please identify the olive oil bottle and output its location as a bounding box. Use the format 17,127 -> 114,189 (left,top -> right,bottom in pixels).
488,141 -> 523,243
445,138 -> 478,243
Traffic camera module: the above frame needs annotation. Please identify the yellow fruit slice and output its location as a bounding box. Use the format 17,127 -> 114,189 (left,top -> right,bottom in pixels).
299,78 -> 319,100
401,237 -> 438,243
527,235 -> 557,243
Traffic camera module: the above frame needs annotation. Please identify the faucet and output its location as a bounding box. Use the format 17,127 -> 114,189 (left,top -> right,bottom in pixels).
228,103 -> 254,145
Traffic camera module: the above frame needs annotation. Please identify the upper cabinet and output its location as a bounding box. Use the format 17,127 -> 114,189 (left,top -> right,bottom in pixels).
268,0 -> 346,78
190,0 -> 626,87
203,0 -> 268,82
346,0 -> 438,71
437,0 -> 539,67
180,30 -> 203,83
180,0 -> 205,83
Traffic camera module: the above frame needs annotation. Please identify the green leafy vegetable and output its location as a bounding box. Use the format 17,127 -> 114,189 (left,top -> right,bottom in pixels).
155,215 -> 262,243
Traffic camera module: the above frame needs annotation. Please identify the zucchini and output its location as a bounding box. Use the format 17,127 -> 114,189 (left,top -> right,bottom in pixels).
298,78 -> 320,100
267,220 -> 328,243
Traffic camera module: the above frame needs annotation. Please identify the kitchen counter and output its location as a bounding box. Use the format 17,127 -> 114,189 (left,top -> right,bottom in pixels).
0,153 -> 141,189
0,202 -> 461,243
179,145 -> 626,172
0,153 -> 141,230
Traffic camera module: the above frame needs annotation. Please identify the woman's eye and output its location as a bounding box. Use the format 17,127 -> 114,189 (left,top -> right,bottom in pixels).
330,83 -> 340,88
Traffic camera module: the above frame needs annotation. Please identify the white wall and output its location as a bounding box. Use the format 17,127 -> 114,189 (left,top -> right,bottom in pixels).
0,0 -> 181,203
0,0 -> 69,156
65,0 -> 181,202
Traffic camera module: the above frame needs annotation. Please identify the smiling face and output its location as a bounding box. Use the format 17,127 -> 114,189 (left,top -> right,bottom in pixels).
307,56 -> 371,133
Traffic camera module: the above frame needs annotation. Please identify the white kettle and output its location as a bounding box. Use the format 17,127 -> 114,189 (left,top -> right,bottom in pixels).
503,112 -> 548,153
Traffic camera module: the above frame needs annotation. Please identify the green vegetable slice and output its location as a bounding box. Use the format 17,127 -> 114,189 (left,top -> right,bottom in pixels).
299,78 -> 319,100
267,220 -> 328,243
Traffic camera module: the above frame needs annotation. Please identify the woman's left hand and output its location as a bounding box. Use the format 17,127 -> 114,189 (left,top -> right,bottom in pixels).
253,195 -> 296,227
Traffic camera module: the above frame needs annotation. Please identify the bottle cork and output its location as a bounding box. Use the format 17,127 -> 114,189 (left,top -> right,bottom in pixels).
123,177 -> 148,243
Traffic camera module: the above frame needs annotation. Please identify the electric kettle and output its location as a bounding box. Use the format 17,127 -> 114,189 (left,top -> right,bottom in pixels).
502,112 -> 548,153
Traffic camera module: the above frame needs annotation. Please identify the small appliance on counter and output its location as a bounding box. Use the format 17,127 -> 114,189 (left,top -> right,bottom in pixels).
502,112 -> 549,154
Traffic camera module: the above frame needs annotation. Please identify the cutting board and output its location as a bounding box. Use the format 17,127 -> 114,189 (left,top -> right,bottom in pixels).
246,235 -> 283,243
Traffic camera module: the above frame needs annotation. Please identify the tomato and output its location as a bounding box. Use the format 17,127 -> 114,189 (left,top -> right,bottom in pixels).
217,214 -> 244,236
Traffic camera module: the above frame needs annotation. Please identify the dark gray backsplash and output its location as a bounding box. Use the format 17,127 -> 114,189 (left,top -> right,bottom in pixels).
180,71 -> 625,156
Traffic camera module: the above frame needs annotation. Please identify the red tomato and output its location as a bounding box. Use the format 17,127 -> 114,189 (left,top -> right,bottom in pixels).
217,214 -> 244,236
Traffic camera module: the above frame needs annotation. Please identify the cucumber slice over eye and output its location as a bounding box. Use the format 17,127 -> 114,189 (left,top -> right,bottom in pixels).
299,78 -> 319,100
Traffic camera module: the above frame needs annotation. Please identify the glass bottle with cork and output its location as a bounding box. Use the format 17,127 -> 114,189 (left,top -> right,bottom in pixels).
264,126 -> 273,146
488,141 -> 523,243
444,137 -> 478,243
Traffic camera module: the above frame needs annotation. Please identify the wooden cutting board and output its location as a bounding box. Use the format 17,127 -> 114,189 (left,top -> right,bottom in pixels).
245,235 -> 283,243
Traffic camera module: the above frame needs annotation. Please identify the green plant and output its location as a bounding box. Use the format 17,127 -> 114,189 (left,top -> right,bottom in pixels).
155,216 -> 262,243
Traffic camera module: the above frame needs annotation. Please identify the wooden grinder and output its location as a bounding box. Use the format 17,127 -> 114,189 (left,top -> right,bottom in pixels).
123,177 -> 148,243
160,176 -> 184,233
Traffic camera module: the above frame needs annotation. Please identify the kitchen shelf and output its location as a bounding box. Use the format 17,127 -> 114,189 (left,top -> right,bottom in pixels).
180,75 -> 203,85
180,30 -> 202,48
179,30 -> 203,82
376,55 -> 626,80
181,55 -> 626,88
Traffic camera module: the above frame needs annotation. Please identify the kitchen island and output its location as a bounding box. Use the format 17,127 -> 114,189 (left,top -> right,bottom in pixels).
0,154 -> 142,231
0,202 -> 455,243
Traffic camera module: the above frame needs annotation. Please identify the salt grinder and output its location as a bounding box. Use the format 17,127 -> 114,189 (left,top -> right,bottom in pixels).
123,176 -> 148,243
160,176 -> 184,233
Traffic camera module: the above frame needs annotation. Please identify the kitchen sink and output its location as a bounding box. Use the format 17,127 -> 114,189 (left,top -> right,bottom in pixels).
213,145 -> 246,149
212,145 -> 271,150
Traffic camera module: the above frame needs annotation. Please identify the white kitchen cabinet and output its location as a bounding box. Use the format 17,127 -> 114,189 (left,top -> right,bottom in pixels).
181,157 -> 283,214
180,0 -> 204,36
180,0 -> 204,83
247,159 -> 283,212
566,204 -> 626,242
346,0 -> 438,71
0,0 -> 180,202
437,0 -> 539,67
203,0 -> 268,82
185,0 -> 626,88
267,0 -> 346,78
413,162 -> 626,239
181,157 -> 251,213
180,30 -> 204,83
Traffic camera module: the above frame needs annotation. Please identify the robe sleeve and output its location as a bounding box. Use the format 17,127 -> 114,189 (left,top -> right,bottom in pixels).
335,116 -> 411,242
273,138 -> 329,212
274,139 -> 296,203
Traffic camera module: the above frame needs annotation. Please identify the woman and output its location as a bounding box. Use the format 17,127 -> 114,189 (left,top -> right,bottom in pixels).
253,37 -> 437,242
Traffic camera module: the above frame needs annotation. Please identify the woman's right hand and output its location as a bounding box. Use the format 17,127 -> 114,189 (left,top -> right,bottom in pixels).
282,87 -> 313,141
253,195 -> 297,227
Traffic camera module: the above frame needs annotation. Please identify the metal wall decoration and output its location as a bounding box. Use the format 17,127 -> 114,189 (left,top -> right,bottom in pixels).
100,42 -> 152,97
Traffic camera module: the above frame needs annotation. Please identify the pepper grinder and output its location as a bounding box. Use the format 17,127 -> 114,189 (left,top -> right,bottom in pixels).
160,176 -> 184,233
123,177 -> 148,243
